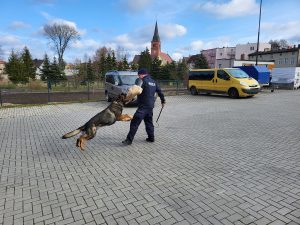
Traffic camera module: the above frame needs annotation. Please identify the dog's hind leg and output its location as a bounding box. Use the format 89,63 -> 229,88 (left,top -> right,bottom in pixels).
117,114 -> 133,121
77,125 -> 97,151
77,135 -> 88,151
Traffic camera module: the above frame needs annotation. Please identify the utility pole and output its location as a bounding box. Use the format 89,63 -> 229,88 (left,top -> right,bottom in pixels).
255,0 -> 262,65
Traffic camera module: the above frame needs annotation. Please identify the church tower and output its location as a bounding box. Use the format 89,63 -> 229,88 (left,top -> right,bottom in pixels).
151,21 -> 161,58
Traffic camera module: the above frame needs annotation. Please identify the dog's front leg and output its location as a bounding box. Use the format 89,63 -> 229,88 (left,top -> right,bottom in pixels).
117,114 -> 133,121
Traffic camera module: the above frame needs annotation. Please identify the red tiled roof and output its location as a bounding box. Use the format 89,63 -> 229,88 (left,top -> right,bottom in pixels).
159,52 -> 173,63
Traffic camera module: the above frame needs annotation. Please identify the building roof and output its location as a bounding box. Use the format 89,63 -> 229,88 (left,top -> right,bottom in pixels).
248,45 -> 300,56
159,52 -> 173,64
152,21 -> 160,42
33,59 -> 44,68
132,55 -> 141,64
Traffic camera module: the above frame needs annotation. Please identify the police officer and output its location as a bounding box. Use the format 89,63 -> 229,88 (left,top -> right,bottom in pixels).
122,68 -> 166,145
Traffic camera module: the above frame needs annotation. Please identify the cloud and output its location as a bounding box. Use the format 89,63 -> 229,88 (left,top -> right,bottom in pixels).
42,15 -> 86,35
120,0 -> 153,12
183,37 -> 231,52
262,21 -> 300,43
195,0 -> 259,19
8,21 -> 31,30
172,52 -> 183,61
0,34 -> 20,45
71,39 -> 101,50
160,24 -> 187,39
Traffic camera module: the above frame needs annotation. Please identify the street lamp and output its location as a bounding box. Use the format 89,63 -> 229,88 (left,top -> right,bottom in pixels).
255,0 -> 262,65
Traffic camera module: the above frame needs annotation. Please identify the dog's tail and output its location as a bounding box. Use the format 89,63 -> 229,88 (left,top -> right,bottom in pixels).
62,126 -> 84,139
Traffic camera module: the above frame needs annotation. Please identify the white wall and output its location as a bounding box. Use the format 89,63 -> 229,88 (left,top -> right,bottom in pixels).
235,43 -> 271,60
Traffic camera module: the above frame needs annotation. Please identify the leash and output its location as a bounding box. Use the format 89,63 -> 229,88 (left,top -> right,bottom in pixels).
155,106 -> 164,127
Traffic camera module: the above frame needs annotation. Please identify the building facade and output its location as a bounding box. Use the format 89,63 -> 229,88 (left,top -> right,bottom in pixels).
201,47 -> 235,68
235,43 -> 271,60
248,45 -> 300,68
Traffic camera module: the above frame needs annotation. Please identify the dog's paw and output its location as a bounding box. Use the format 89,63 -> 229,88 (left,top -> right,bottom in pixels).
123,114 -> 133,121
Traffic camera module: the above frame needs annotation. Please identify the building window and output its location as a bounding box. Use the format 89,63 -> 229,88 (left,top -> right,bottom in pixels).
278,59 -> 283,65
285,58 -> 288,64
220,53 -> 223,56
218,64 -> 222,68
291,58 -> 295,65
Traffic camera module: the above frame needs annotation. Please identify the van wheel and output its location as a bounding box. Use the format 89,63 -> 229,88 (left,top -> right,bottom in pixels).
105,92 -> 112,102
190,87 -> 198,95
228,88 -> 239,99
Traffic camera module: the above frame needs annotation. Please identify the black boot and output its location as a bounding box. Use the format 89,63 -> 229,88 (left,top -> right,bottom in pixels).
122,139 -> 132,145
146,137 -> 155,142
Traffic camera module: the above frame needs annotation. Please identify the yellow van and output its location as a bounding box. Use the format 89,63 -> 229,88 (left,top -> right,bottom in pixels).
188,68 -> 260,98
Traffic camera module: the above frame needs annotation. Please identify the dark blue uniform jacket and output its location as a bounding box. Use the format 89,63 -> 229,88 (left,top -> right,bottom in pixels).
136,75 -> 165,109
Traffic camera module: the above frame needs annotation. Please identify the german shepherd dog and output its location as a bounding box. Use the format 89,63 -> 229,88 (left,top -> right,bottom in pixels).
62,93 -> 133,151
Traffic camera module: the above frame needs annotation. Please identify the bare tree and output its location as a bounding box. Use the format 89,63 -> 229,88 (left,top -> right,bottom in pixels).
269,39 -> 289,50
43,23 -> 80,69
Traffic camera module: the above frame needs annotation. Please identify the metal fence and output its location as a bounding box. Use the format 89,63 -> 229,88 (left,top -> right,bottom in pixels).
0,80 -> 188,107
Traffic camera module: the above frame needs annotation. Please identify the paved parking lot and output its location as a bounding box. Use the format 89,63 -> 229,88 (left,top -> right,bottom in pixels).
0,90 -> 300,225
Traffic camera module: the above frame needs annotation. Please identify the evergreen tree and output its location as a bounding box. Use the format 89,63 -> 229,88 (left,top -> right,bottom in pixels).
86,58 -> 95,81
111,51 -> 117,70
130,63 -> 138,70
138,48 -> 152,71
168,61 -> 177,80
98,52 -> 106,79
194,54 -> 209,69
160,63 -> 172,80
49,57 -> 63,82
21,47 -> 36,81
6,50 -> 24,84
40,54 -> 51,81
77,61 -> 86,81
122,56 -> 129,70
106,53 -> 113,71
150,57 -> 162,80
117,61 -> 124,70
176,59 -> 189,80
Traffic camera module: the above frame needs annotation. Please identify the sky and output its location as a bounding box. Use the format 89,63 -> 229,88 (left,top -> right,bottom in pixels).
1,0 -> 300,63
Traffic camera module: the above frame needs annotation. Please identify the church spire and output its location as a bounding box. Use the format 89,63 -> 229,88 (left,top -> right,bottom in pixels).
152,21 -> 160,42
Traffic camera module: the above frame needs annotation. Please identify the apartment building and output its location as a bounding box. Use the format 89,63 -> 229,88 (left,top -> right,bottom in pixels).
235,43 -> 271,60
201,47 -> 235,68
248,45 -> 300,68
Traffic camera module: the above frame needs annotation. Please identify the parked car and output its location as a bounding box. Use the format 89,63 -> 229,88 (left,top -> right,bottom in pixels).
104,70 -> 138,105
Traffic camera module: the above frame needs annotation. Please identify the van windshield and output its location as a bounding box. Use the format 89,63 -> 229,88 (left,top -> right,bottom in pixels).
226,69 -> 249,78
120,75 -> 138,85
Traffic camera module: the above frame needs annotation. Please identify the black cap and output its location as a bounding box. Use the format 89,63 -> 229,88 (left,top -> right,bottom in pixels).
138,68 -> 148,75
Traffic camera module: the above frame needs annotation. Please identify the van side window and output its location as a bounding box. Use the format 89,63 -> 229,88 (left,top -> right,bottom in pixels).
189,71 -> 214,80
106,75 -> 115,84
217,70 -> 230,80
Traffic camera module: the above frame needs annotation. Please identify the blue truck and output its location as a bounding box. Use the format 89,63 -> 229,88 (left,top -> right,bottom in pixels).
236,66 -> 270,86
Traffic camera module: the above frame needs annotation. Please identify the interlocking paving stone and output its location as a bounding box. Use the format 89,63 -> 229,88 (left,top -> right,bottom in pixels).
1,90 -> 300,225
